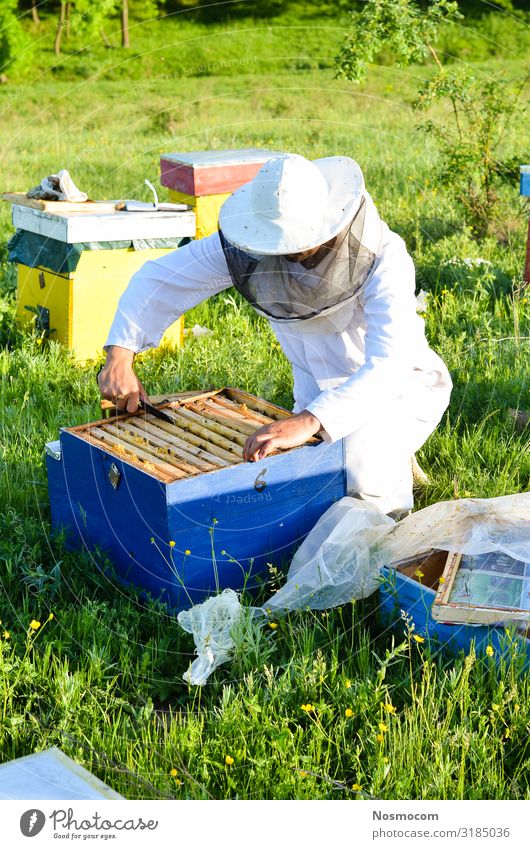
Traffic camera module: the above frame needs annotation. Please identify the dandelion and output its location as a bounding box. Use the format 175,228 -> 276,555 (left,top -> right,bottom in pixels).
345,708 -> 353,718
378,722 -> 388,733
268,622 -> 278,629
225,755 -> 234,766
184,549 -> 191,556
169,540 -> 176,548
301,703 -> 315,713
376,734 -> 385,744
169,768 -> 178,777
413,634 -> 425,644
344,679 -> 352,689
486,645 -> 494,657
351,783 -> 362,792
3,631 -> 10,640
299,770 -> 308,778
29,620 -> 41,631
383,703 -> 396,714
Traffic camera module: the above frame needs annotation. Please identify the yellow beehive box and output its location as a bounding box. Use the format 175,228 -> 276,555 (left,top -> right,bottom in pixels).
8,205 -> 195,362
160,149 -> 280,239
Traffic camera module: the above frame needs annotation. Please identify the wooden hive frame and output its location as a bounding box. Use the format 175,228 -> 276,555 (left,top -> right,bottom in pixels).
67,388 -> 312,485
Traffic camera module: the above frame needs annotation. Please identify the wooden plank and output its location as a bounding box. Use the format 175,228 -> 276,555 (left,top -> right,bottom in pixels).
225,387 -> 291,420
117,420 -> 215,472
109,423 -> 200,476
92,426 -> 183,480
79,431 -> 174,484
205,398 -> 270,430
130,417 -> 227,468
195,400 -> 259,435
163,409 -> 244,457
100,389 -> 219,419
147,417 -> 239,464
2,193 -> 118,214
212,395 -> 275,426
177,406 -> 248,446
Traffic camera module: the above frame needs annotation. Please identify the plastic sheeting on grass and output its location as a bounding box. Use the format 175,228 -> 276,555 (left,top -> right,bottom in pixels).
178,493 -> 530,684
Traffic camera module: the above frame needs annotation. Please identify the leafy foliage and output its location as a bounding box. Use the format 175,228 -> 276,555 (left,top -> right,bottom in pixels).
335,0 -> 529,237
336,0 -> 461,84
0,0 -> 33,74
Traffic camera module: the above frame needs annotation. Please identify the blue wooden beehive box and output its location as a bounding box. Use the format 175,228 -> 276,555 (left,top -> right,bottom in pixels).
46,388 -> 346,610
378,551 -> 530,664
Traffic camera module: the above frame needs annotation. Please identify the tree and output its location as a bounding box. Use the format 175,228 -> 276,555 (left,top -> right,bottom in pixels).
335,0 -> 529,238
0,0 -> 33,76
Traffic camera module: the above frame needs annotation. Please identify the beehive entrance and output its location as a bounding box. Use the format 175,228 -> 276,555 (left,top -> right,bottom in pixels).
68,388 -> 300,483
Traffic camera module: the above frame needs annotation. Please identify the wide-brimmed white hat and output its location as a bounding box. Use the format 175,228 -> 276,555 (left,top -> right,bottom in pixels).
218,153 -> 365,255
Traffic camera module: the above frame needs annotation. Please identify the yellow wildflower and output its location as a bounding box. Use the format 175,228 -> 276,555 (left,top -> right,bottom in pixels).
48,613 -> 54,621
3,631 -> 10,640
299,770 -> 308,778
169,540 -> 176,548
345,708 -> 353,718
413,634 -> 425,644
504,728 -> 511,739
301,703 -> 315,713
486,645 -> 494,657
376,734 -> 385,744
184,549 -> 191,556
225,755 -> 234,766
492,703 -> 500,712
269,622 -> 278,629
351,783 -> 362,792
169,768 -> 178,776
415,570 -> 424,579
438,576 -> 446,585
29,620 -> 41,631
378,722 -> 388,733
383,757 -> 389,764
344,679 -> 352,689
383,703 -> 396,714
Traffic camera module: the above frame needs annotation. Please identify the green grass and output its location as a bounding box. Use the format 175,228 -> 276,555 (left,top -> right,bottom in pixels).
0,9 -> 530,800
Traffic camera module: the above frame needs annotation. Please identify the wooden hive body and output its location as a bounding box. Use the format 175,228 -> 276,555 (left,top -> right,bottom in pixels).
46,389 -> 346,609
8,204 -> 195,361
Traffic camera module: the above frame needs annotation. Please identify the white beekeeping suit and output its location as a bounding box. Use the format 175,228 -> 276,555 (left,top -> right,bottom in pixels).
105,154 -> 452,514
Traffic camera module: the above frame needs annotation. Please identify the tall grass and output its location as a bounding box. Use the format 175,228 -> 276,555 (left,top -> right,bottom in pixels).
0,10 -> 529,799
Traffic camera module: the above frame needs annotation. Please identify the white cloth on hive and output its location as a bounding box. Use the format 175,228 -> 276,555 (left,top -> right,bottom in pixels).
28,169 -> 88,202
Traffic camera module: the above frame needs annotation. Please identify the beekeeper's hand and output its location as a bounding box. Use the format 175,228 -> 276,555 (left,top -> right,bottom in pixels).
243,411 -> 321,461
98,346 -> 147,413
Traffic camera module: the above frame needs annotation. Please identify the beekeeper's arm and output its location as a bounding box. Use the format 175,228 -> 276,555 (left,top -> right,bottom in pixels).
99,233 -> 232,412
243,233 -> 420,459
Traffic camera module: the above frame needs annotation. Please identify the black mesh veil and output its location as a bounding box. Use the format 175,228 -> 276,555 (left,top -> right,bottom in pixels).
219,198 -> 376,322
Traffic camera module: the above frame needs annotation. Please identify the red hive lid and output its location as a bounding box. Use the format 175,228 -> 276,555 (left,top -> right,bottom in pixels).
160,148 -> 281,196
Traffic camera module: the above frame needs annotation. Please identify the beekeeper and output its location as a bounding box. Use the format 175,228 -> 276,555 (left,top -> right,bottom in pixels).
99,153 -> 452,516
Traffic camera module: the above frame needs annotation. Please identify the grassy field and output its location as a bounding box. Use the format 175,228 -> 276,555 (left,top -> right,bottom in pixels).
0,7 -> 530,800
